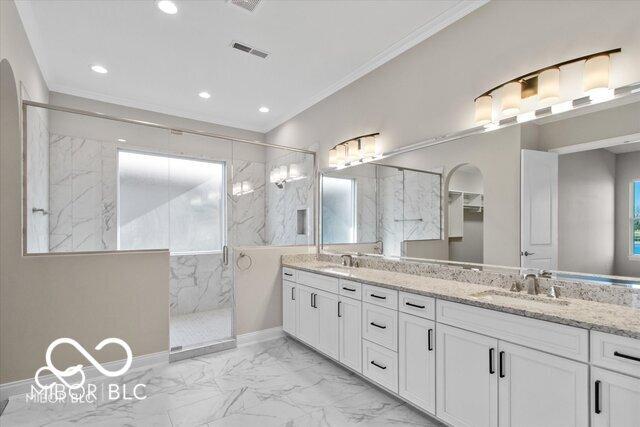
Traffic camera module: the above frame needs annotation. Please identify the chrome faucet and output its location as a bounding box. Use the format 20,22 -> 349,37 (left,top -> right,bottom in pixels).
524,273 -> 539,295
341,254 -> 355,267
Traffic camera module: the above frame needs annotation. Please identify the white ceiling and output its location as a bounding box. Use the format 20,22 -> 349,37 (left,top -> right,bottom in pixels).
16,0 -> 486,132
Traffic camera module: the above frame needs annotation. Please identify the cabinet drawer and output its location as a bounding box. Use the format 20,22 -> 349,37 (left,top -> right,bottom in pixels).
436,300 -> 588,362
362,339 -> 398,393
297,270 -> 339,294
399,292 -> 435,320
363,284 -> 398,309
363,302 -> 398,351
591,331 -> 640,378
339,279 -> 362,300
282,267 -> 297,282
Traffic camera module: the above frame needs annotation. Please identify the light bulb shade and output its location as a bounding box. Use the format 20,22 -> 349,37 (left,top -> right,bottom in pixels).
334,144 -> 346,165
474,95 -> 492,125
289,163 -> 301,179
269,168 -> 279,183
345,139 -> 360,162
361,136 -> 377,157
538,68 -> 560,104
584,54 -> 610,95
279,165 -> 288,181
328,148 -> 338,167
501,81 -> 521,116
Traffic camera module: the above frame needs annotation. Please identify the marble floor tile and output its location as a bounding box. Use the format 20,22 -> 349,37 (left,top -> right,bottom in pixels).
1,336 -> 444,426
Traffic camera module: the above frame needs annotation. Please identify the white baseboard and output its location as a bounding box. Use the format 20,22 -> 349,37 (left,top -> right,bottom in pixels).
0,351 -> 168,401
237,326 -> 283,347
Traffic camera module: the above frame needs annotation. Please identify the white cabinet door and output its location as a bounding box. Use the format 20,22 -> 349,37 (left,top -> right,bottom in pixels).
296,284 -> 318,347
316,290 -> 339,360
592,367 -> 640,427
498,341 -> 588,427
282,281 -> 297,336
339,296 -> 361,372
436,324 -> 498,427
399,312 -> 435,415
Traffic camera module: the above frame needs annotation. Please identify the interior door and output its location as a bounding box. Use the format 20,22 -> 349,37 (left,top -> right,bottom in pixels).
498,341 -> 588,427
282,281 -> 297,336
592,367 -> 640,427
521,149 -> 558,270
296,285 -> 318,347
399,312 -> 436,414
316,290 -> 339,360
338,296 -> 362,372
436,324 -> 498,427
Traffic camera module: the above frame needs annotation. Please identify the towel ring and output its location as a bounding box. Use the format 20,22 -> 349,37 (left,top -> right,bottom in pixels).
236,251 -> 253,271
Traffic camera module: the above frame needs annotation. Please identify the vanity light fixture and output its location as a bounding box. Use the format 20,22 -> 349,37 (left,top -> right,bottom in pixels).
474,48 -> 620,125
269,163 -> 305,189
328,133 -> 380,168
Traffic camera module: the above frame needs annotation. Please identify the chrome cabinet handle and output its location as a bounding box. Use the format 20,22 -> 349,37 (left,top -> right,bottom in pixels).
595,380 -> 601,414
427,329 -> 433,351
370,322 -> 386,329
291,287 -> 295,301
342,286 -> 356,292
489,348 -> 495,374
337,301 -> 342,318
405,301 -> 425,309
370,294 -> 386,300
499,351 -> 506,378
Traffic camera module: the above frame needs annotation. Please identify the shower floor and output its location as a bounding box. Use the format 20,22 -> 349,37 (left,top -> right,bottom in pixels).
170,307 -> 233,351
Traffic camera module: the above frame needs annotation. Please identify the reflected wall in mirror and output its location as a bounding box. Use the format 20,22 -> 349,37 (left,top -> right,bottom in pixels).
320,96 -> 640,285
321,164 -> 441,257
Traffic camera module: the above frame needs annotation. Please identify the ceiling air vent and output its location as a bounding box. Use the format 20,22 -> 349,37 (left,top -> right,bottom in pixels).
228,0 -> 261,13
231,41 -> 269,59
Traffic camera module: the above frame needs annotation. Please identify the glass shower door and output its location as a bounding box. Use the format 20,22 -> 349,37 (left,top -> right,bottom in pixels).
168,132 -> 235,355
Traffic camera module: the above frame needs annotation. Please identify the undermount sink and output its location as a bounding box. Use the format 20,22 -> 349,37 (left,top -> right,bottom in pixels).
471,289 -> 569,306
317,265 -> 355,276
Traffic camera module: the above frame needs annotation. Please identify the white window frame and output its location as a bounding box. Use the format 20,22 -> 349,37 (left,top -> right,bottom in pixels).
116,148 -> 227,255
630,179 -> 640,261
321,176 -> 358,245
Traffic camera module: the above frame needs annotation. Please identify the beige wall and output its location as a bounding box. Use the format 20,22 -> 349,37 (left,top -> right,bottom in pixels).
386,125 -> 522,267
266,1 -> 640,166
615,151 -> 640,277
558,150 -> 616,275
1,0 -> 170,386
234,246 -> 313,335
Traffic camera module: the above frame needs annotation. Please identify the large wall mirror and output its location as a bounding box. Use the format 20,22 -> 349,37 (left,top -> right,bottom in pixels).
321,94 -> 640,286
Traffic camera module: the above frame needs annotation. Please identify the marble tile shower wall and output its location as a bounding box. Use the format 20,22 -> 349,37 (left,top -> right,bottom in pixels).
48,134 -> 116,252
377,169 -> 441,256
26,106 -> 50,253
266,151 -> 315,246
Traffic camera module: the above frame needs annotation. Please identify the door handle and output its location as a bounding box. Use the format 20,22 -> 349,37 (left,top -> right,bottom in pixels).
337,301 -> 342,318
594,380 -> 601,414
370,322 -> 386,329
499,351 -> 506,378
223,245 -> 229,265
489,348 -> 495,374
521,251 -> 535,256
427,328 -> 433,351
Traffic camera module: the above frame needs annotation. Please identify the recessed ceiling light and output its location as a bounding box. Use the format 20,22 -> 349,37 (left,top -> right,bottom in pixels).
157,0 -> 178,15
259,106 -> 270,113
90,64 -> 108,74
117,138 -> 127,143
198,91 -> 211,99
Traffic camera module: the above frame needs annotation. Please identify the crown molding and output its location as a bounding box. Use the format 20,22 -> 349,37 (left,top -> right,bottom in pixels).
266,0 -> 489,132
48,83 -> 267,133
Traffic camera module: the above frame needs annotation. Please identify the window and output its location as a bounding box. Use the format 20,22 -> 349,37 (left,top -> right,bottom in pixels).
322,176 -> 356,244
633,180 -> 640,257
118,150 -> 225,253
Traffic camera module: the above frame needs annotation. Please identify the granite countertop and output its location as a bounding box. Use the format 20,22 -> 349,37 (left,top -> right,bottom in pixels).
282,259 -> 640,340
